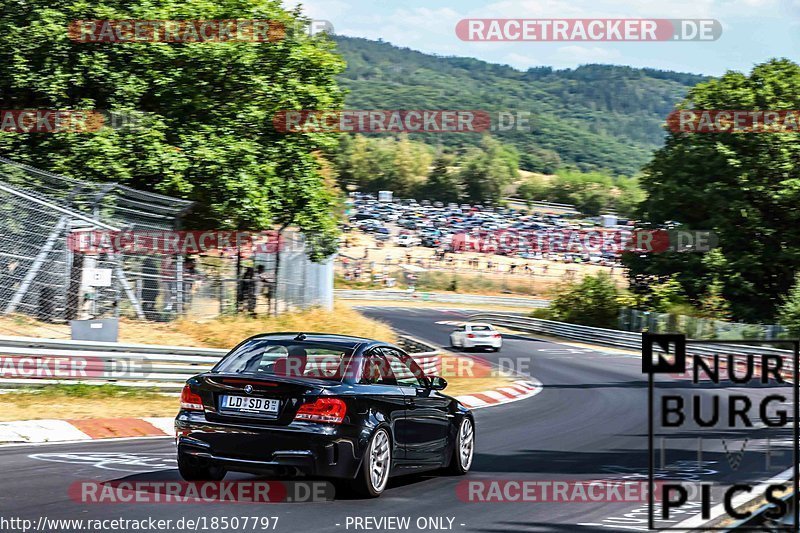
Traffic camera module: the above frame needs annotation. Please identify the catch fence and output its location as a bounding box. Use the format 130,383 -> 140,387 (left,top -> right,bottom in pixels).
0,157 -> 332,327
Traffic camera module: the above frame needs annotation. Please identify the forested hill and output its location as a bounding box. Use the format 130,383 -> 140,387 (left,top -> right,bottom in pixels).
333,36 -> 708,175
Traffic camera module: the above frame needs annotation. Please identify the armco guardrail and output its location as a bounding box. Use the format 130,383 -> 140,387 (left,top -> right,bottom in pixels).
0,335 -> 440,391
336,290 -> 549,309
468,313 -> 795,361
722,491 -> 794,530
0,335 -> 227,356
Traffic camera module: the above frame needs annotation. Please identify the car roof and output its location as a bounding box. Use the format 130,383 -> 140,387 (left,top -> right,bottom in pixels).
464,322 -> 494,328
245,332 -> 381,350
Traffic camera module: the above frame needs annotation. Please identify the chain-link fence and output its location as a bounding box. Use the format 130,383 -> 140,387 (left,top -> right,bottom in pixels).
618,307 -> 787,340
0,157 -> 333,325
170,236 -> 333,320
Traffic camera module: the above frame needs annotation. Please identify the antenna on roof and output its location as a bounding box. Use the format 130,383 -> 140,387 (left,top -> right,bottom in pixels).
294,333 -> 307,341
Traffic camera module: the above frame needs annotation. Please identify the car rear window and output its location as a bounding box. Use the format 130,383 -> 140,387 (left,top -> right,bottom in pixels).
213,340 -> 353,381
471,325 -> 493,331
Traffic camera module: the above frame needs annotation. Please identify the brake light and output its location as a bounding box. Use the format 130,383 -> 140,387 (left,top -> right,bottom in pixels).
493,334 -> 501,338
294,398 -> 347,424
466,333 -> 475,338
180,385 -> 204,411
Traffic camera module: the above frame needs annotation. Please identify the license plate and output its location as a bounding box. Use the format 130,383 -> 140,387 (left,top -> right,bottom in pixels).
220,395 -> 280,415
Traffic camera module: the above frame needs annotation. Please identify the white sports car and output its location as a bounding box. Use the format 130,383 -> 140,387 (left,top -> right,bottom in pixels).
449,323 -> 503,351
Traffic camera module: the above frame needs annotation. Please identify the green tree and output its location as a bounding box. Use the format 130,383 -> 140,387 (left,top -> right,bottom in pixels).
334,134 -> 431,196
516,169 -> 642,217
459,136 -> 518,204
516,175 -> 549,204
547,273 -> 622,328
649,277 -> 689,313
624,59 -> 800,322
391,134 -> 432,197
418,154 -> 461,203
334,135 -> 356,191
778,274 -> 800,337
0,0 -> 345,256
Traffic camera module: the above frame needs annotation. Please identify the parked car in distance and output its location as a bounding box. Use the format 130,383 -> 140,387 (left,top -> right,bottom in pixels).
449,323 -> 503,351
395,234 -> 421,247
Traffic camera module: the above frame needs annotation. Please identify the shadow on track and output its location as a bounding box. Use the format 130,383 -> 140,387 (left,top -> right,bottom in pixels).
102,469 -> 446,502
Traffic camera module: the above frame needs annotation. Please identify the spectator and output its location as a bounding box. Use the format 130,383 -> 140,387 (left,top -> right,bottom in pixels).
141,257 -> 159,321
182,256 -> 201,309
238,267 -> 256,315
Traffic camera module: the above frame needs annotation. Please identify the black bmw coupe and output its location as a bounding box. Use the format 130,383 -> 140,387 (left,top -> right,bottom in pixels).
175,333 -> 475,497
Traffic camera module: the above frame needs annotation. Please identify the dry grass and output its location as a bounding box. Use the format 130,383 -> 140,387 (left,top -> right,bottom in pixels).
0,393 -> 178,421
0,304 -> 396,349
0,385 -> 178,422
0,314 -> 199,345
170,304 -> 396,348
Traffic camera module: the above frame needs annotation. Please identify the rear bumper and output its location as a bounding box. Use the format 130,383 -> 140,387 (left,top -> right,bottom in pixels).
175,413 -> 364,479
463,337 -> 502,349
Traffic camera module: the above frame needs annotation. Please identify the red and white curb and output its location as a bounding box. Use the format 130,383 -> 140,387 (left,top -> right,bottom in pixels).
0,382 -> 542,444
0,417 -> 174,445
0,320 -> 546,445
455,379 -> 542,409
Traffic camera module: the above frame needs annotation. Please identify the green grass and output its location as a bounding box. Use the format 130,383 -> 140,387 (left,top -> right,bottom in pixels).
14,384 -> 164,399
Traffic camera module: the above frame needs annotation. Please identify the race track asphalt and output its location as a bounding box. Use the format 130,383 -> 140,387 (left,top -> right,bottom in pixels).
0,307 -> 794,532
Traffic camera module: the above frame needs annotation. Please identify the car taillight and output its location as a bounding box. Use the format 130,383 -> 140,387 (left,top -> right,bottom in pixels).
180,385 -> 204,411
294,398 -> 347,424
493,333 -> 501,338
466,333 -> 475,338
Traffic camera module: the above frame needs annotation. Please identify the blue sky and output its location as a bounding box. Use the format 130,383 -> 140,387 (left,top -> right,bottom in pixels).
288,0 -> 798,76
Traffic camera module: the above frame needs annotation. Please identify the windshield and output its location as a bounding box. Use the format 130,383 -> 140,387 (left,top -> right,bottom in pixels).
213,339 -> 353,381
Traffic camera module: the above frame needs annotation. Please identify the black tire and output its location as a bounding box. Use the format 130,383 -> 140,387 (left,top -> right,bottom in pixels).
178,452 -> 226,481
446,417 -> 474,475
351,428 -> 392,498
492,347 -> 500,352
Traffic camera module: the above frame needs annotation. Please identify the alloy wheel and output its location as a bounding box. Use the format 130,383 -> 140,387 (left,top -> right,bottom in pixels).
459,418 -> 474,470
369,429 -> 391,492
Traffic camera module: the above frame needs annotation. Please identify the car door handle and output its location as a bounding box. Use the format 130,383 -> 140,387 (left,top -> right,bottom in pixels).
404,398 -> 414,406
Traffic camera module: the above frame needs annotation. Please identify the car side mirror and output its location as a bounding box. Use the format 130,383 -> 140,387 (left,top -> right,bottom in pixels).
428,376 -> 447,390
